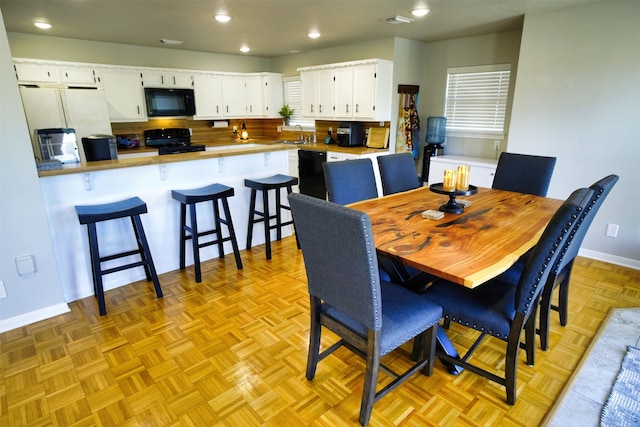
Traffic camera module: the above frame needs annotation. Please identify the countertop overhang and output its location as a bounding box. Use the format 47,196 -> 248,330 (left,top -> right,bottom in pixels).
38,139 -> 388,177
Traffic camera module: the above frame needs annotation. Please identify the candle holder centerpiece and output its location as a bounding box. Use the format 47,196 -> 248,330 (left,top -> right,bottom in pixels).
429,183 -> 478,214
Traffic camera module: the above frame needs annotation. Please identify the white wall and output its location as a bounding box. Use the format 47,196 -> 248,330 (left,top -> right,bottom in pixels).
7,32 -> 270,72
0,10 -> 69,331
508,2 -> 640,265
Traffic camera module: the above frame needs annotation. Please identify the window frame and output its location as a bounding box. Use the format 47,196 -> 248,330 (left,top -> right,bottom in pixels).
283,76 -> 315,130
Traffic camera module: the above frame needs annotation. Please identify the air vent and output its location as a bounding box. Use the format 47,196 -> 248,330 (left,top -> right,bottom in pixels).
383,15 -> 414,25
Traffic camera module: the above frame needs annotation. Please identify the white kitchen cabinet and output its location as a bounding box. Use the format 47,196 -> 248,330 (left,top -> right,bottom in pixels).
19,86 -> 113,162
14,62 -> 59,84
193,73 -> 224,119
427,155 -> 498,188
260,73 -> 284,118
245,75 -> 263,117
298,59 -> 393,121
99,68 -> 147,122
142,70 -> 193,88
59,65 -> 100,86
221,74 -> 247,117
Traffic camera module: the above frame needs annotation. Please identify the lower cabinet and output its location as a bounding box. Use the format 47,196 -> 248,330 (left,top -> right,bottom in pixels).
427,155 -> 498,188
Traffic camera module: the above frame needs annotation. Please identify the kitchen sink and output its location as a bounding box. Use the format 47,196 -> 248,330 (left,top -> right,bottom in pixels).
278,140 -> 307,145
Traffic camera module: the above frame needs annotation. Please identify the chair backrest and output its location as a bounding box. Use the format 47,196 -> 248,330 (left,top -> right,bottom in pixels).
514,188 -> 594,315
377,152 -> 420,195
492,152 -> 557,196
556,174 -> 619,271
323,158 -> 378,205
288,193 -> 381,331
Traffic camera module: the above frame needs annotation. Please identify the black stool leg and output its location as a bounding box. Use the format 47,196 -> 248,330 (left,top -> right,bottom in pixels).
275,188 -> 283,242
262,188 -> 272,260
188,203 -> 202,283
246,189 -> 257,250
86,223 -> 107,316
130,216 -> 153,282
212,199 -> 225,260
131,214 -> 163,298
178,202 -> 187,270
221,197 -> 243,269
286,185 -> 301,249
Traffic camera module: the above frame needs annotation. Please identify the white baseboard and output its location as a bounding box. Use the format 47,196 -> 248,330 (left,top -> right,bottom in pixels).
579,248 -> 640,270
0,303 -> 70,334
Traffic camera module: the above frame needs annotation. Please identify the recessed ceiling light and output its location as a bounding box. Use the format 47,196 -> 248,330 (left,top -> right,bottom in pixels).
411,8 -> 431,17
308,31 -> 321,39
160,38 -> 184,45
34,21 -> 52,30
240,45 -> 250,53
215,14 -> 231,23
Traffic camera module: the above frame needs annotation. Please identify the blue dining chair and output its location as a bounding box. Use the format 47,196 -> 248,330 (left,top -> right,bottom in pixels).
288,193 -> 443,426
498,174 -> 619,350
377,152 -> 420,196
323,158 -> 378,205
492,152 -> 556,196
422,187 -> 594,405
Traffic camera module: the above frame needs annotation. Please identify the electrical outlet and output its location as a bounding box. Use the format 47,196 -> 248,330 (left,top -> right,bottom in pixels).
606,223 -> 619,238
0,280 -> 7,299
494,140 -> 501,150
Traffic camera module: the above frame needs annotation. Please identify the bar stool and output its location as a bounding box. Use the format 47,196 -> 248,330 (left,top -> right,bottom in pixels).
171,183 -> 243,283
75,197 -> 163,316
245,174 -> 299,260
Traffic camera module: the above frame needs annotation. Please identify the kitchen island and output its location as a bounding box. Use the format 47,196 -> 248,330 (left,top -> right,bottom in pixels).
39,140 -> 389,303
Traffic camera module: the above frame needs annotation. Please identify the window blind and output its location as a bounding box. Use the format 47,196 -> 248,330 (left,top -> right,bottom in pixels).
444,64 -> 511,139
283,77 -> 314,127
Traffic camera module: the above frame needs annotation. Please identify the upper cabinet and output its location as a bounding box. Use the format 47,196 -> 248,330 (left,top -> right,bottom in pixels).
98,68 -> 147,122
298,59 -> 393,122
193,73 -> 224,119
14,59 -> 100,87
141,70 -> 193,89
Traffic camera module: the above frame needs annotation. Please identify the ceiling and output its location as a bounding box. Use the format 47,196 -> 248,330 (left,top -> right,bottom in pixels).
0,0 -> 600,58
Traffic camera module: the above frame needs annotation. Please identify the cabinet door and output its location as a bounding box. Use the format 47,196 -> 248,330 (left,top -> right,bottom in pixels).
316,69 -> 334,118
353,64 -> 376,119
333,67 -> 353,118
169,72 -> 193,88
300,70 -> 317,117
59,66 -> 99,86
19,87 -> 66,156
14,63 -> 58,83
221,75 -> 246,117
193,74 -> 223,119
100,69 -> 146,122
261,74 -> 283,118
427,159 -> 450,185
245,75 -> 263,116
142,70 -> 193,88
469,165 -> 496,188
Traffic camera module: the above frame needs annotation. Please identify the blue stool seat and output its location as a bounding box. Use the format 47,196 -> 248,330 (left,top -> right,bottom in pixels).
75,196 -> 163,315
245,174 -> 299,260
171,183 -> 243,283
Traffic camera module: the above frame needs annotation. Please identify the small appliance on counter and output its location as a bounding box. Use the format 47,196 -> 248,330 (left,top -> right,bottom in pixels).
37,128 -> 80,164
421,116 -> 447,182
82,134 -> 118,161
336,123 -> 363,147
143,128 -> 205,155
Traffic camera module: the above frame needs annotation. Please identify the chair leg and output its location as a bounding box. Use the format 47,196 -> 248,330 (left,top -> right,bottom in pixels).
558,262 -> 573,326
131,215 -> 163,298
359,330 -> 381,426
420,325 -> 437,376
287,185 -> 300,249
246,189 -> 257,250
178,203 -> 187,270
262,189 -> 272,260
86,223 -> 106,316
212,199 -> 225,260
306,297 -> 322,381
220,197 -> 243,270
188,204 -> 202,283
538,274 -> 556,351
130,215 -> 152,282
275,188 -> 283,242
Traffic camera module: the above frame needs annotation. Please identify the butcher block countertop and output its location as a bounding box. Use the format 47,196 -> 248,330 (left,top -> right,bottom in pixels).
37,139 -> 388,177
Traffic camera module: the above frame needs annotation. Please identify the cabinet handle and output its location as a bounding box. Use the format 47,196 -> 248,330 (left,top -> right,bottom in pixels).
173,76 -> 176,85
346,104 -> 349,113
161,75 -> 164,85
226,105 -> 229,113
137,106 -> 140,115
319,105 -> 322,114
216,106 -> 219,114
356,104 -> 359,113
311,104 -> 314,113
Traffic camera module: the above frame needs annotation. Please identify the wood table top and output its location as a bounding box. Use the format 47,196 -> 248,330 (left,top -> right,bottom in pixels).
349,186 -> 563,288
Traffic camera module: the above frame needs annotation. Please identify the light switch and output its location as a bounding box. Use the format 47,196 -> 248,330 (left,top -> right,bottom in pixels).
15,255 -> 36,276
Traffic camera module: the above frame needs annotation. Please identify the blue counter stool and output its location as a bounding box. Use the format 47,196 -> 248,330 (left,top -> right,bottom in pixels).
245,174 -> 299,260
171,183 -> 243,283
75,197 -> 163,315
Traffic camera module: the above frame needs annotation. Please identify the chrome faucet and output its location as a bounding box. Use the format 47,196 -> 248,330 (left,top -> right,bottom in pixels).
294,125 -> 304,142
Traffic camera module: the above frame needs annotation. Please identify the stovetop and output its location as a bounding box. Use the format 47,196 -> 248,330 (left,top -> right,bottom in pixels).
143,128 -> 205,155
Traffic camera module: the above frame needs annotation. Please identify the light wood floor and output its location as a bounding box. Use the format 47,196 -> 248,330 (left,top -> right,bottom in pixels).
1,237 -> 639,426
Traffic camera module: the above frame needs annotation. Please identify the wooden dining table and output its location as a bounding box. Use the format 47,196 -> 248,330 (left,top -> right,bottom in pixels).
349,186 -> 563,289
349,186 -> 563,374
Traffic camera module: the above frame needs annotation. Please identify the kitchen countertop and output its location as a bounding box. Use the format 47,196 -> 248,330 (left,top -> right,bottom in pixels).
38,139 -> 388,177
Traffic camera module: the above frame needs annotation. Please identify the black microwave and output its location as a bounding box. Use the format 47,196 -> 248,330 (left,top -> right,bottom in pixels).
144,87 -> 196,117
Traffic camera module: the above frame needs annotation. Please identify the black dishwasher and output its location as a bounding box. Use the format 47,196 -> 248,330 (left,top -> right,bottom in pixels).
298,150 -> 327,199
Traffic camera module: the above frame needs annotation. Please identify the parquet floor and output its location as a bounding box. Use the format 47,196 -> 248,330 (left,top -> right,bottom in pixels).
1,236 -> 639,426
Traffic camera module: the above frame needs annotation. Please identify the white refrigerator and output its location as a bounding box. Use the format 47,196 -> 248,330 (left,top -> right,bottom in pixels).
19,86 -> 113,163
